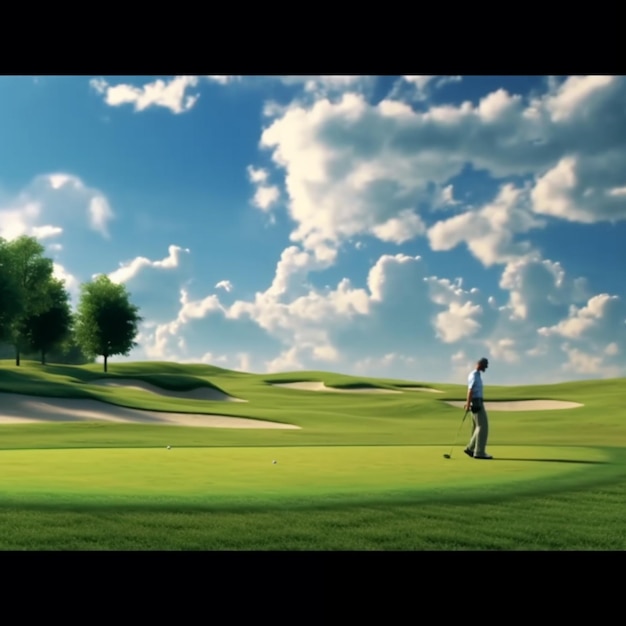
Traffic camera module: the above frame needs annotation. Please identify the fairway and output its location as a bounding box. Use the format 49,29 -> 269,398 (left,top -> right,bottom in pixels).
0,360 -> 625,550
0,444 -> 615,508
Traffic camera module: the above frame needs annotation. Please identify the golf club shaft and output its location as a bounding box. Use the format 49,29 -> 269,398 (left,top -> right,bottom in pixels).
446,410 -> 469,457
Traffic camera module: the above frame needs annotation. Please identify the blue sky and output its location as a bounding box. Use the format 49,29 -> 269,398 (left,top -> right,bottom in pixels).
1,75 -> 625,385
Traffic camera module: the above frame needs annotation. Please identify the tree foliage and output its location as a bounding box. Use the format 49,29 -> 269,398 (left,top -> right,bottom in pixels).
3,235 -> 55,365
0,238 -> 22,342
75,275 -> 142,372
21,278 -> 74,365
0,237 -> 141,369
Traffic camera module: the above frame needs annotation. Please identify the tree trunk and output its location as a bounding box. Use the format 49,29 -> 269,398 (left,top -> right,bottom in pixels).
104,355 -> 108,373
15,347 -> 20,367
41,349 -> 46,365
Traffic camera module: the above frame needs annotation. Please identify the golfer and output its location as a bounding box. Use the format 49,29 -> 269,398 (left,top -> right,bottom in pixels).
464,357 -> 493,459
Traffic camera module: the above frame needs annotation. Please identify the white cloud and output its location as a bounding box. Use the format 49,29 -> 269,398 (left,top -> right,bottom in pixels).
428,183 -> 546,267
0,202 -> 42,240
90,76 -> 201,114
388,76 -> 462,102
108,245 -> 191,284
274,76 -> 373,97
531,154 -> 626,223
253,186 -> 280,211
257,75 -> 626,266
370,209 -> 426,243
92,76 -> 626,384
538,294 -> 626,344
544,75 -> 615,123
483,337 -> 520,364
264,245 -> 333,300
106,245 -> 193,324
52,263 -> 80,305
265,347 -> 303,373
32,225 -> 63,239
247,165 -> 280,213
88,196 -> 115,238
435,301 -> 482,343
123,240 -> 626,385
215,280 -> 233,292
434,184 -> 461,209
403,75 -> 437,91
205,75 -> 240,85
560,344 -> 622,378
0,173 -> 116,243
247,166 -> 268,184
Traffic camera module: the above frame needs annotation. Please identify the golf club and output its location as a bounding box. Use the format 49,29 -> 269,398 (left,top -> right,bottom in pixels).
443,409 -> 470,459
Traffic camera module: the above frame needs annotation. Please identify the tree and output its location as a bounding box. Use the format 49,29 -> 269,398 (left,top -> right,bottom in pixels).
0,238 -> 22,343
75,274 -> 142,372
47,336 -> 97,365
4,236 -> 55,366
22,278 -> 73,365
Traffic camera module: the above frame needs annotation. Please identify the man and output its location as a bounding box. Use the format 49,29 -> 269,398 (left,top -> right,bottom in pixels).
463,357 -> 492,460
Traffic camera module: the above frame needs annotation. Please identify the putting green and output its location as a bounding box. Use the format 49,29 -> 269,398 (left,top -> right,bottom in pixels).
0,445 -> 615,509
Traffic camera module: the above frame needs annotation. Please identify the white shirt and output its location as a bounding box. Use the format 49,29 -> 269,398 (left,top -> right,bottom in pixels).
467,369 -> 483,398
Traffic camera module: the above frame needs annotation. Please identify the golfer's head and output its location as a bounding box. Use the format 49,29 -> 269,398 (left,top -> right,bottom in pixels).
477,357 -> 489,371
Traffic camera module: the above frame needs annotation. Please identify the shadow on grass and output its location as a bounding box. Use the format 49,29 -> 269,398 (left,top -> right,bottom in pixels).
493,457 -> 609,465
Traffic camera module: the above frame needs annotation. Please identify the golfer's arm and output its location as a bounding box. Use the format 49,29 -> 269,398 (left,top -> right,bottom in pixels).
466,387 -> 473,406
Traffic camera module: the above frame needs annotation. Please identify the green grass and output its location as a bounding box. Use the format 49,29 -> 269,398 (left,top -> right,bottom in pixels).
0,358 -> 625,550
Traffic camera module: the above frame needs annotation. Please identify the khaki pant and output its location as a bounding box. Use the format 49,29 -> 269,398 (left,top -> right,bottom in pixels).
467,402 -> 489,456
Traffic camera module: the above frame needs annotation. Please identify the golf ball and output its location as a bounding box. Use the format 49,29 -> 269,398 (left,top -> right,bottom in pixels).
167,445 -> 171,450
272,460 -> 277,464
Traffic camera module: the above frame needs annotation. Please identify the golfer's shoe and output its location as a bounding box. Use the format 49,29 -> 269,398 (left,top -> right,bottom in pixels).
463,448 -> 474,458
473,453 -> 493,460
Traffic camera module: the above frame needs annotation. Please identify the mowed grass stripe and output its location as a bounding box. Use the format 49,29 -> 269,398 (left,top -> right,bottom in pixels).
0,480 -> 625,550
0,445 -> 617,509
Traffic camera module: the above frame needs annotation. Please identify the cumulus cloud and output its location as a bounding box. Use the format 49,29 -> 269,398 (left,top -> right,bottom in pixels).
52,262 -> 80,306
89,196 -> 114,238
247,165 -> 280,213
93,75 -> 626,383
265,346 -> 303,373
32,225 -> 63,239
370,209 -> 426,243
538,294 -> 626,345
532,154 -> 626,223
0,202 -> 44,240
0,173 -> 115,242
106,245 -> 192,324
560,343 -> 622,378
205,75 -> 240,85
428,183 -> 546,266
499,256 -> 590,326
387,76 -> 463,103
123,239 -> 626,384
108,245 -> 191,284
543,75 -> 616,123
90,76 -> 201,114
273,76 -> 374,98
257,76 -> 626,268
215,280 -> 233,292
434,301 -> 483,343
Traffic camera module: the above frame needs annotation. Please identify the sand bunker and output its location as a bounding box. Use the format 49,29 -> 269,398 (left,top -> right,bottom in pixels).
0,393 -> 299,429
270,381 -> 401,394
399,387 -> 443,393
90,378 -> 247,402
444,400 -> 583,411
